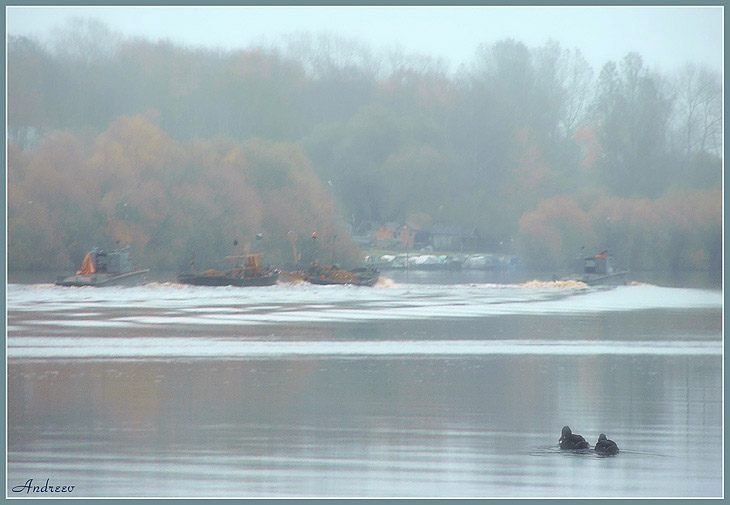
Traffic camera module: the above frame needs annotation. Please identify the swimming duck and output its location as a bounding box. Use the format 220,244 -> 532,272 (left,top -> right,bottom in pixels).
559,425 -> 589,449
594,433 -> 619,455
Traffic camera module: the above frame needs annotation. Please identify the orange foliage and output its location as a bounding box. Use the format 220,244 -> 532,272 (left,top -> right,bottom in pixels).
517,196 -> 596,268
518,189 -> 721,270
8,115 -> 354,271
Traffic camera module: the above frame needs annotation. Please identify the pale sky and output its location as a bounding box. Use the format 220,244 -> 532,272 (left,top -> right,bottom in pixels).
6,5 -> 724,74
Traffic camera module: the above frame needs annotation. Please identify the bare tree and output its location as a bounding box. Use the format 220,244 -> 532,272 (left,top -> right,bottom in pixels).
556,48 -> 594,138
50,17 -> 122,65
671,63 -> 722,158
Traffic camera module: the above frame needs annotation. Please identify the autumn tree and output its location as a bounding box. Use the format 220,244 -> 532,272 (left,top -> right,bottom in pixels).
516,196 -> 596,270
7,22 -> 722,274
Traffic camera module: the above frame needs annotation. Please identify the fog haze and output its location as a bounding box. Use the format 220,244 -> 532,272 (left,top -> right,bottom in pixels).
7,6 -> 723,74
7,5 -> 723,275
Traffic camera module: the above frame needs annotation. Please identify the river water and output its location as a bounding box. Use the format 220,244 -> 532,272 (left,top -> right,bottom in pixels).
6,273 -> 723,498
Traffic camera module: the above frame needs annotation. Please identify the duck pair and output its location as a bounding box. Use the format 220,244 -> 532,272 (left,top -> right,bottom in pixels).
559,426 -> 619,455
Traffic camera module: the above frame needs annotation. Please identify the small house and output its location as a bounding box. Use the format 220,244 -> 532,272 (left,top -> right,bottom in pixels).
376,222 -> 400,243
430,224 -> 480,252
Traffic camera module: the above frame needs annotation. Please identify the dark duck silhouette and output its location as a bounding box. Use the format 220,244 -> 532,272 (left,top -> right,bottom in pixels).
559,425 -> 590,449
594,433 -> 619,455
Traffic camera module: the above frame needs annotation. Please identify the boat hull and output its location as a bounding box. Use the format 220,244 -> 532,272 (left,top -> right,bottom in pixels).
565,271 -> 629,286
55,269 -> 149,287
177,271 -> 279,287
306,275 -> 378,287
583,271 -> 629,286
305,267 -> 379,287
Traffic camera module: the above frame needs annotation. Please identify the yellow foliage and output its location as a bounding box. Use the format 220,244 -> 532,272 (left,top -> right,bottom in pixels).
517,195 -> 596,268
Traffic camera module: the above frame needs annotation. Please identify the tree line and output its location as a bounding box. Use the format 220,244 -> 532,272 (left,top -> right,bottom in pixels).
8,19 -> 722,272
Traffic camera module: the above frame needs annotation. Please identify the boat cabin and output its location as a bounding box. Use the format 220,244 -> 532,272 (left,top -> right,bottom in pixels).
77,246 -> 135,276
584,250 -> 615,275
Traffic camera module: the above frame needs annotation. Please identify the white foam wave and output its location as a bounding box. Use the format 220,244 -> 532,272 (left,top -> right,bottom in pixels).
7,336 -> 721,361
7,283 -> 721,330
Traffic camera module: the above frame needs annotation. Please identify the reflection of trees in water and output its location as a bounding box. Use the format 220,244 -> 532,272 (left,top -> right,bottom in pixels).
8,352 -> 721,469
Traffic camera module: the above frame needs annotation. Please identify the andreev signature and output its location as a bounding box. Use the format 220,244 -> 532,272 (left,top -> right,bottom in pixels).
11,478 -> 75,494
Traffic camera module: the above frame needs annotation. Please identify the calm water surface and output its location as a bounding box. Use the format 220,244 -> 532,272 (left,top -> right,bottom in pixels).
6,274 -> 722,497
